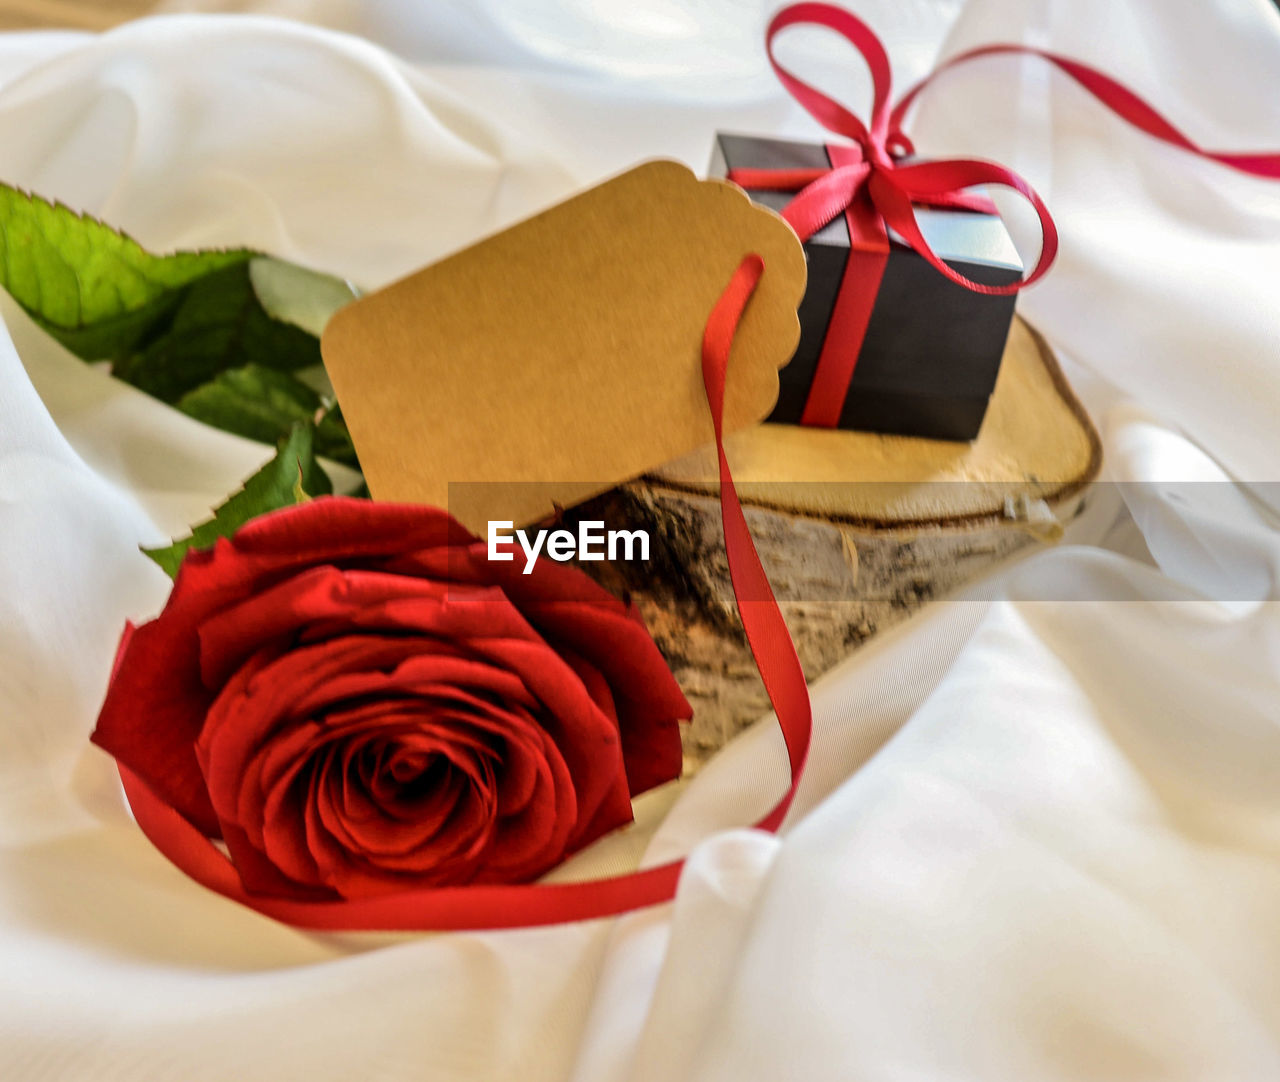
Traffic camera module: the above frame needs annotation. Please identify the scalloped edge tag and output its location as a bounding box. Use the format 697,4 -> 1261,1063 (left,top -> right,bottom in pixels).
322,160 -> 805,530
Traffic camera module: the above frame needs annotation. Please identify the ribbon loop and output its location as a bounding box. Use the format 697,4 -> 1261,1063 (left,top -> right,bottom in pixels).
885,131 -> 915,159
765,2 -> 895,151
749,1 -> 1056,286
875,158 -> 1059,293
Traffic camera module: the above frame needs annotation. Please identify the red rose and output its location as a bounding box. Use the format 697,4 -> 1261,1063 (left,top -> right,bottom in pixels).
92,497 -> 689,900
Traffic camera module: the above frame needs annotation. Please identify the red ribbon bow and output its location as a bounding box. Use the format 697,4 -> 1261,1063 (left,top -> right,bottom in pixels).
728,1 -> 1059,428
735,2 -> 1280,429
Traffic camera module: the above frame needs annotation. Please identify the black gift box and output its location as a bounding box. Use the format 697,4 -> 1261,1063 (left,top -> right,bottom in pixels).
711,132 -> 1023,441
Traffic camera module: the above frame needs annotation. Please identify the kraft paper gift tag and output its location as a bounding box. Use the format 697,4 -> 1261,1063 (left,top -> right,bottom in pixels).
321,160 -> 805,531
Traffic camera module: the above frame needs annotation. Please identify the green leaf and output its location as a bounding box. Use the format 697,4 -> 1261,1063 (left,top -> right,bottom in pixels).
176,363 -> 322,446
177,364 -> 361,471
291,466 -> 314,505
111,262 -> 322,403
249,256 -> 358,337
0,183 -> 251,358
0,184 -> 365,476
143,423 -> 332,579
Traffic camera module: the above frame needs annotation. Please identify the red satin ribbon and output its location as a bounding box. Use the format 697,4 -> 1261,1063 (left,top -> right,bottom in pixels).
117,254 -> 810,932
733,2 -> 1280,429
892,45 -> 1280,181
728,2 -> 1060,428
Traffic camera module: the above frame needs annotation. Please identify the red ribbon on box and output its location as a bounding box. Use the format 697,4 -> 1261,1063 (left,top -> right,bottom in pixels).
731,1 -> 1280,429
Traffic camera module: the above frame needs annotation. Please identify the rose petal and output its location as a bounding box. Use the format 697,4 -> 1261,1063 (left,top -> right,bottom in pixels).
219,818 -> 331,901
91,617 -> 221,835
402,543 -> 690,794
200,572 -> 631,845
199,637 -> 548,838
227,498 -> 474,567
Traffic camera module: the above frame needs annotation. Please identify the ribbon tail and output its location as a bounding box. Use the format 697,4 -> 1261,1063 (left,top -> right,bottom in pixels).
701,255 -> 812,807
891,42 -> 1280,181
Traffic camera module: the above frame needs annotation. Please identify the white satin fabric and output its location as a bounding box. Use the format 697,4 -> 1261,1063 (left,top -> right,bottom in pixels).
2,1 -> 1279,1079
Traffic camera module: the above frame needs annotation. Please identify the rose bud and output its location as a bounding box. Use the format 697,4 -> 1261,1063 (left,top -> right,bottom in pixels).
91,497 -> 690,900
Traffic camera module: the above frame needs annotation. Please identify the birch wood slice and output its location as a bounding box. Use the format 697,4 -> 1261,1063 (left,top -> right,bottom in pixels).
568,318 -> 1101,772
